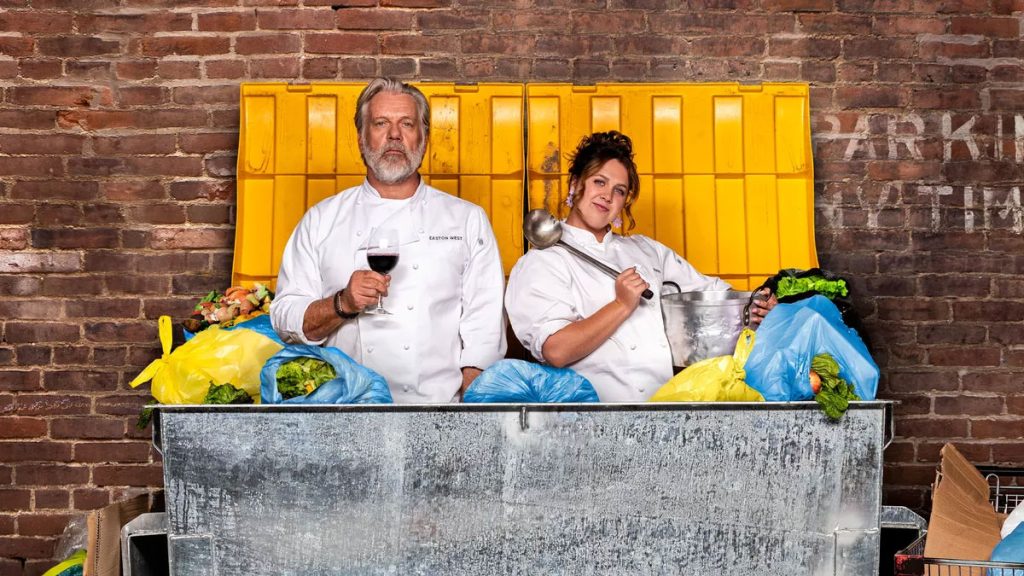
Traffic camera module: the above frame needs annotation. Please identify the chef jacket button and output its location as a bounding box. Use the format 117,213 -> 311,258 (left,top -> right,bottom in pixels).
419,229 -> 424,234
367,346 -> 374,353
478,238 -> 484,245
407,304 -> 413,310
356,231 -> 362,236
403,386 -> 410,393
638,387 -> 646,393
630,344 -> 637,350
412,264 -> 419,270
403,344 -> 410,350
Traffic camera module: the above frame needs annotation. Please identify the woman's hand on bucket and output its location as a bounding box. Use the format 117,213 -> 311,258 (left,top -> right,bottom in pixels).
747,288 -> 778,328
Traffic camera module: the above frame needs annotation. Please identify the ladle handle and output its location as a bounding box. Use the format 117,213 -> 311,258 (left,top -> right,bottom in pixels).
556,240 -> 654,300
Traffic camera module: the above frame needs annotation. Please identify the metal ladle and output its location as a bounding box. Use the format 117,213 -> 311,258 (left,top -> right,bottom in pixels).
523,209 -> 653,300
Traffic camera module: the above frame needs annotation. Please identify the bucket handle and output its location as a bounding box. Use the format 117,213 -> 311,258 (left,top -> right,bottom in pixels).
661,281 -> 681,295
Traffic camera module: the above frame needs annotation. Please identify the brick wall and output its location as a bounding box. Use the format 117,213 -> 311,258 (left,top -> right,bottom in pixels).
0,0 -> 1022,573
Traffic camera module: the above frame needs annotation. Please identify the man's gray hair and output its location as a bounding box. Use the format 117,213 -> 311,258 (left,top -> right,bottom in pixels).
354,78 -> 430,138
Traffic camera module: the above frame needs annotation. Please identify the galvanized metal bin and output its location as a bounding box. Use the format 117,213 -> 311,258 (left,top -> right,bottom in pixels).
154,402 -> 893,576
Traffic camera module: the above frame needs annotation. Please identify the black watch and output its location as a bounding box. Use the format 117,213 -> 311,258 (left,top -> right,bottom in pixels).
333,290 -> 359,319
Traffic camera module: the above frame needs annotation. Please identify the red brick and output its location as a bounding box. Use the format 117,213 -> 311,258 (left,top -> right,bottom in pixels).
15,346 -> 51,366
95,394 -> 151,417
257,7 -> 337,29
83,322 -> 157,343
75,442 -> 152,463
836,86 -> 900,109
884,464 -> 937,486
53,346 -> 91,366
765,0 -> 831,10
0,490 -> 30,511
0,156 -> 63,177
116,60 -> 158,80
929,346 -> 1003,367
921,38 -> 990,60
951,16 -> 1021,38
92,134 -> 176,155
15,465 -> 90,486
11,85 -> 113,107
171,272 -> 232,295
307,31 -> 385,53
934,395 -> 1005,415
156,60 -> 201,79
0,441 -> 72,463
251,57 -> 302,78
337,8 -> 416,30
93,347 -> 128,366
572,10 -> 646,33
51,418 -> 125,440
886,370 -> 960,393
17,513 -> 72,537
15,395 -> 91,416
169,179 -> 234,201
57,109 -> 208,131
41,275 -> 105,296
172,84 -> 240,106
140,36 -> 230,57
150,228 -> 233,249
42,370 -> 119,393
384,33 -> 455,55
102,180 -> 166,201
92,464 -> 164,487
236,32 -> 302,55
104,274 -> 172,295
769,37 -> 840,59
18,58 -> 61,79
34,489 -> 69,509
135,252 -> 211,273
0,10 -> 73,33
990,90 -> 1024,111
198,10 -> 257,31
876,298 -> 950,321
972,418 -> 1024,439
0,36 -> 35,57
3,322 -> 79,344
72,489 -> 110,511
65,298 -> 142,319
0,536 -> 53,559
992,443 -> 1024,464
917,323 -> 987,345
206,59 -> 247,78
382,0 -> 450,6
899,417 -> 969,438
917,441 -> 991,464
77,11 -> 192,33
127,203 -> 187,225
953,301 -> 1024,323
798,13 -> 871,34
31,227 -> 119,249
179,132 -> 237,154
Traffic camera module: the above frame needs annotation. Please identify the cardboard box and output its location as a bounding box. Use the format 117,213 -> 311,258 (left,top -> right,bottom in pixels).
84,493 -> 150,576
923,444 -> 1005,574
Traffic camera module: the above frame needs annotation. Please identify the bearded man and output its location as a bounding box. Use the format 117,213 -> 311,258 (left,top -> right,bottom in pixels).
271,78 -> 507,403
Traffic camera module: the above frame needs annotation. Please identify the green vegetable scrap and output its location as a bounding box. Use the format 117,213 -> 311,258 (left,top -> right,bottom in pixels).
811,353 -> 860,421
203,382 -> 253,405
776,276 -> 848,300
276,357 -> 337,399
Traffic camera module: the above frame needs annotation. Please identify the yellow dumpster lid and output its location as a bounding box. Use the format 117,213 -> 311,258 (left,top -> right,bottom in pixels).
233,82 -> 815,292
526,82 -> 816,291
233,82 -> 525,288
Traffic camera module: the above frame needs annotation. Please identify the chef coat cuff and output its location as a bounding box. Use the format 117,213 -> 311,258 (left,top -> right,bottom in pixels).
460,345 -> 503,372
530,319 -> 573,363
270,299 -> 328,346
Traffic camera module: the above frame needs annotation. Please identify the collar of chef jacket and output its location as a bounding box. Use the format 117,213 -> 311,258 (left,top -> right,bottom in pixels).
354,178 -> 428,250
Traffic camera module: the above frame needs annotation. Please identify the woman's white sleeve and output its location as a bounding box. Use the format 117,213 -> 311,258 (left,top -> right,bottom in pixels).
505,252 -> 578,363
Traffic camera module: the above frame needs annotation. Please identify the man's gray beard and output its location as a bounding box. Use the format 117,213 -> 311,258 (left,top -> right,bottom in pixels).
363,141 -> 425,185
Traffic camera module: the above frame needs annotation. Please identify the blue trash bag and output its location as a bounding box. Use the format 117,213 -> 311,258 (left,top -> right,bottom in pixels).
463,359 -> 599,403
744,295 -> 879,402
260,344 -> 393,404
184,314 -> 285,346
990,522 -> 1024,575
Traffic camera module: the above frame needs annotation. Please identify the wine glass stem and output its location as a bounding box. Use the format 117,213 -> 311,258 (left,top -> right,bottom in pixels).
377,294 -> 384,310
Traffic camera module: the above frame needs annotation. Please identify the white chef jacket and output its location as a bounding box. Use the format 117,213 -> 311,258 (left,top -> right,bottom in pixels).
505,223 -> 730,402
271,179 -> 507,403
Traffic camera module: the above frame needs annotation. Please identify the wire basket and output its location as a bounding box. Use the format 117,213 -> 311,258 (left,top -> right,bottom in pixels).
894,470 -> 1024,576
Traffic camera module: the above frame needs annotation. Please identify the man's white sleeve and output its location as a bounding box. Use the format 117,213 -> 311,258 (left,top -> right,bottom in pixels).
458,209 -> 507,369
270,209 -> 328,345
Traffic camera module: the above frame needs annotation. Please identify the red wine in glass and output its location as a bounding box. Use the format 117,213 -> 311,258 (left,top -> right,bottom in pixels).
367,253 -> 398,274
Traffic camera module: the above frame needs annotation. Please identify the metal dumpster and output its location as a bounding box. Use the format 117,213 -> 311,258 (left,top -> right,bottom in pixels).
154,401 -> 892,575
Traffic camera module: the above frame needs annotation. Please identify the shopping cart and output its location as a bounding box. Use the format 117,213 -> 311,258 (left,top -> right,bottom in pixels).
894,468 -> 1024,576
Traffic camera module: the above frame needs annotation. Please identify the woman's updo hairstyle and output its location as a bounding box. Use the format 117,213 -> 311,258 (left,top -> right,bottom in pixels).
566,130 -> 641,232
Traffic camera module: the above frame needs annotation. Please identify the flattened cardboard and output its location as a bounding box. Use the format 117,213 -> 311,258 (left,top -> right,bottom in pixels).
924,444 -> 1004,573
84,493 -> 149,576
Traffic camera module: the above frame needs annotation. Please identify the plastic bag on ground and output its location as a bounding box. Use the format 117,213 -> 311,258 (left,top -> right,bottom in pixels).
260,344 -> 393,404
130,315 -> 283,404
463,359 -> 598,403
650,328 -> 764,402
744,295 -> 878,402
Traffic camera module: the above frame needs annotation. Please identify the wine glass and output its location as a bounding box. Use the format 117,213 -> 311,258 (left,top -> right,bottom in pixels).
364,227 -> 399,315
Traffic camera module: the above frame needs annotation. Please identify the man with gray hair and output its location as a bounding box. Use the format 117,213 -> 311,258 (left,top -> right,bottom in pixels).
271,78 -> 507,403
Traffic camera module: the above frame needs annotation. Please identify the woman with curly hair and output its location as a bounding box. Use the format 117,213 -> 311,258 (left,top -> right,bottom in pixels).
505,131 -> 772,401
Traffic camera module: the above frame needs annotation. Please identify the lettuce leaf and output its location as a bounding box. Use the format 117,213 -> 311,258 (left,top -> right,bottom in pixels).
276,357 -> 336,399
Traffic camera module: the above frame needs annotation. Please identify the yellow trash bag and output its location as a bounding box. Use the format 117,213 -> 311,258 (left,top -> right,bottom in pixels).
650,328 -> 764,402
129,315 -> 283,404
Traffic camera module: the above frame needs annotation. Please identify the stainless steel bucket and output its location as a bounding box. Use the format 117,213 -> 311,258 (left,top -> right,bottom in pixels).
661,289 -> 751,366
